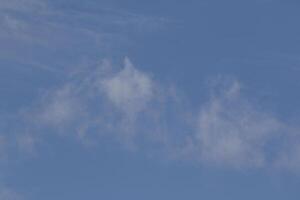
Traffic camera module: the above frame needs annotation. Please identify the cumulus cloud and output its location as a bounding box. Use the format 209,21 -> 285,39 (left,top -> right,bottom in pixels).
25,58 -> 159,146
189,81 -> 283,168
163,78 -> 300,173
100,57 -> 154,117
2,55 -> 300,173
28,60 -> 297,171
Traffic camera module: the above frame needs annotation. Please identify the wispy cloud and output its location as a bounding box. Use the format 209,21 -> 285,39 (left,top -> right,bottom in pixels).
26,58 -> 166,147
0,187 -> 22,200
180,80 -> 283,168
0,0 -> 46,11
0,0 -> 170,73
33,84 -> 85,129
2,56 -> 300,173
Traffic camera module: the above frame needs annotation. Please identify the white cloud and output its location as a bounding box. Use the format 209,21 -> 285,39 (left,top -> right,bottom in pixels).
3,55 -> 300,173
100,57 -> 154,116
22,58 -> 158,146
96,58 -> 163,146
36,84 -> 84,129
181,80 -> 284,168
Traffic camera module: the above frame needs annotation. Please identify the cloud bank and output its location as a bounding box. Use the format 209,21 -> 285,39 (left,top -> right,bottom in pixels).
0,0 -> 299,174
0,57 -> 293,173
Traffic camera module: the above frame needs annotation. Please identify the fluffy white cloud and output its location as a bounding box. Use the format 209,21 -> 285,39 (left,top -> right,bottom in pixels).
100,57 -> 154,116
181,80 -> 284,168
25,58 -> 159,146
3,56 -> 300,172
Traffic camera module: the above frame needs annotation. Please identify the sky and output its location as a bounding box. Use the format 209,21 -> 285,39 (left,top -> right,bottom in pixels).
1,0 -> 300,199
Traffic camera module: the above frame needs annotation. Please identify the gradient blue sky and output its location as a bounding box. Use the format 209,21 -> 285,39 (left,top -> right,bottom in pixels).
1,0 -> 300,199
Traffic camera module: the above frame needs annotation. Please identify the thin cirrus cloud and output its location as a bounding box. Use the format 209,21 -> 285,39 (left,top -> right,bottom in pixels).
0,0 -> 169,74
15,57 -> 300,172
0,0 -> 46,11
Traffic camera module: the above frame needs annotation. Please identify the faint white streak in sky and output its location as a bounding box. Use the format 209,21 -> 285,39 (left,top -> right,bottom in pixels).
0,0 -> 170,74
0,187 -> 22,200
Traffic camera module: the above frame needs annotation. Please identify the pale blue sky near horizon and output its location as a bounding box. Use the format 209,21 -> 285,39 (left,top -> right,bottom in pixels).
1,0 -> 300,199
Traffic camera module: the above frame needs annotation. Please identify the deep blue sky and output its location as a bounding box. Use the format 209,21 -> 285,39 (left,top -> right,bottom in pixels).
1,0 -> 300,199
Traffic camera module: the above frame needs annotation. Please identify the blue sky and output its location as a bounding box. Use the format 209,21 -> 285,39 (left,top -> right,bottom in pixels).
1,0 -> 300,199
